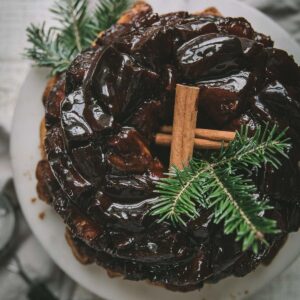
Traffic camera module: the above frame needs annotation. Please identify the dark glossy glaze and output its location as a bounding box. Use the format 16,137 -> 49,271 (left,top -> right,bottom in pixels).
36,6 -> 300,291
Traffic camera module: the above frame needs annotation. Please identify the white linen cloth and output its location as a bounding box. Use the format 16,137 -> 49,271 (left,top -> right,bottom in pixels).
0,0 -> 299,299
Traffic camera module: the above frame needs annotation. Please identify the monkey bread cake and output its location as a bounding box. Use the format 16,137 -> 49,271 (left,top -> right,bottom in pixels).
36,1 -> 300,292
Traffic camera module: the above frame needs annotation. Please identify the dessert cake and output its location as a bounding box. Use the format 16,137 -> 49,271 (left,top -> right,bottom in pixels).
36,1 -> 300,291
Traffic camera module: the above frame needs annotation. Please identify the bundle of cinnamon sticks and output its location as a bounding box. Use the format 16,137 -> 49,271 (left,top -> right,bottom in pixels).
155,84 -> 236,169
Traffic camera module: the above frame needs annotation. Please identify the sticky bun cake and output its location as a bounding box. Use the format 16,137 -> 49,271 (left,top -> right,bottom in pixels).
36,1 -> 300,292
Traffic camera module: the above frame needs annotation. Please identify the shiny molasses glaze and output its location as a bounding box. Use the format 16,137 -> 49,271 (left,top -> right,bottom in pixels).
37,5 -> 300,291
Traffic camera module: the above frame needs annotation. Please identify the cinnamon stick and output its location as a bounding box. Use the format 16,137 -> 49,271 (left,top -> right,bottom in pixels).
160,126 -> 236,142
155,133 -> 228,150
169,84 -> 199,169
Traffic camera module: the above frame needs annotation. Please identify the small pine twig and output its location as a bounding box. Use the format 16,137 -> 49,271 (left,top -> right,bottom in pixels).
50,0 -> 91,51
151,124 -> 291,253
93,0 -> 131,31
24,23 -> 76,75
24,0 -> 132,75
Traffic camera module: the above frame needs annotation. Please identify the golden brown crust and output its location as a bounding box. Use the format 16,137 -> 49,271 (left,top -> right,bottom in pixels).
40,76 -> 61,158
106,269 -> 122,278
195,7 -> 222,17
65,229 -> 94,265
39,117 -> 47,159
66,228 -> 123,277
42,76 -> 59,106
36,159 -> 53,204
117,1 -> 152,24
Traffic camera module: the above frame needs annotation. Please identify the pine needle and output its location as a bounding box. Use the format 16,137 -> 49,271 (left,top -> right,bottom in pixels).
151,124 -> 291,253
25,23 -> 77,75
24,0 -> 132,75
50,0 -> 92,52
93,0 -> 132,32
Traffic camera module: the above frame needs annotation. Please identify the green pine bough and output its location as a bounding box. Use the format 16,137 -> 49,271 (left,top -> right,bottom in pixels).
24,0 -> 132,75
151,124 -> 291,253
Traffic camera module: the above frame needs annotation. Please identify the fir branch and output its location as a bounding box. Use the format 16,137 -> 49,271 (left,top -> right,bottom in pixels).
151,124 -> 291,252
93,0 -> 131,32
24,0 -> 132,75
204,166 -> 279,252
25,23 -> 76,75
50,0 -> 92,51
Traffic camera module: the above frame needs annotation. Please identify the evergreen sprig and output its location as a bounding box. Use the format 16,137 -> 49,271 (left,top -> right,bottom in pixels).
25,23 -> 76,75
93,0 -> 132,32
24,0 -> 131,75
151,124 -> 291,252
50,0 -> 93,52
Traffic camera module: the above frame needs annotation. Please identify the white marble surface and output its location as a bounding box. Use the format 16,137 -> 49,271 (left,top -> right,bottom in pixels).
0,0 -> 300,299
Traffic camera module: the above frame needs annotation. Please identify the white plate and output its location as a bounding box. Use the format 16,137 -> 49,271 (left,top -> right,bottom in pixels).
10,0 -> 300,299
